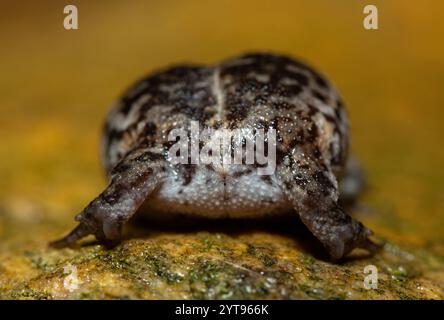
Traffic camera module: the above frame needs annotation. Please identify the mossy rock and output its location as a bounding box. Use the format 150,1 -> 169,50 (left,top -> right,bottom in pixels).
0,215 -> 443,300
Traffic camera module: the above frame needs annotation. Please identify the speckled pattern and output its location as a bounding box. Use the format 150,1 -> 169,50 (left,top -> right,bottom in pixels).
51,53 -> 377,261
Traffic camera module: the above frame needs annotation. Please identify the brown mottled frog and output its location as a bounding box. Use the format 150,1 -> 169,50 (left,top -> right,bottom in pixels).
51,53 -> 379,261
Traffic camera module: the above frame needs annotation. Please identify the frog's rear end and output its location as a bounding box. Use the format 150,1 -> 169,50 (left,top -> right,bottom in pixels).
51,53 -> 379,261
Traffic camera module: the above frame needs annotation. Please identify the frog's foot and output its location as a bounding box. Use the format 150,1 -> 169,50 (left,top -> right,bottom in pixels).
299,205 -> 380,261
49,206 -> 125,249
50,145 -> 167,249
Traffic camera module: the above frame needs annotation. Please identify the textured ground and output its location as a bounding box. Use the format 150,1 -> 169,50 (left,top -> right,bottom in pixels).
0,0 -> 443,299
1,217 -> 443,299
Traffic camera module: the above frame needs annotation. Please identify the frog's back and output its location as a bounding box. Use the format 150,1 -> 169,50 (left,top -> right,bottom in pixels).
101,53 -> 349,217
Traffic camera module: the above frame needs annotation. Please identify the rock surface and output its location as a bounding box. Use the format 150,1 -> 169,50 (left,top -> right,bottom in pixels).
0,215 -> 443,299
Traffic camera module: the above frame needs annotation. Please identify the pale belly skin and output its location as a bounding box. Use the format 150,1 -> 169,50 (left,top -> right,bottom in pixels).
50,53 -> 379,261
146,165 -> 291,218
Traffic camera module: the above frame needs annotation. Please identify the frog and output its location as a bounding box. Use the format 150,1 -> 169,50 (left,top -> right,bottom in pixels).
50,52 -> 379,261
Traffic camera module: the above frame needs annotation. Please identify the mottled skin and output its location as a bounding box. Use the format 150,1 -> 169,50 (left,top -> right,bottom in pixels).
51,53 -> 379,261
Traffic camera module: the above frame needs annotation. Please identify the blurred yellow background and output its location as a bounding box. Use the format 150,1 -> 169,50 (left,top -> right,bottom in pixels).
0,0 -> 443,251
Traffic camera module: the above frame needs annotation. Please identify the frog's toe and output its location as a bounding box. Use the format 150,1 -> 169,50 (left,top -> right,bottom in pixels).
93,216 -> 123,246
49,222 -> 93,249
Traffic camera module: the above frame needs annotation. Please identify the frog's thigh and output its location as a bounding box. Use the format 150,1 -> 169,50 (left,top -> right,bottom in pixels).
50,144 -> 167,248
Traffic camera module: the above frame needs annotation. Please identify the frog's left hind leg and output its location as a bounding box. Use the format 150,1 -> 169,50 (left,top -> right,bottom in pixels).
50,146 -> 167,248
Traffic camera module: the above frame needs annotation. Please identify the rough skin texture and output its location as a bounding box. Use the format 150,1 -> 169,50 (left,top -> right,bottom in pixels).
51,53 -> 379,261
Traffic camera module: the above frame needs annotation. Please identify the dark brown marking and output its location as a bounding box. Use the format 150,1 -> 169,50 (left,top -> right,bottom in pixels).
312,90 -> 328,103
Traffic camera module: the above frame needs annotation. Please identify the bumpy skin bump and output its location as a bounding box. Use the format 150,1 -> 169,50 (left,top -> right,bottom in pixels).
51,53 -> 379,261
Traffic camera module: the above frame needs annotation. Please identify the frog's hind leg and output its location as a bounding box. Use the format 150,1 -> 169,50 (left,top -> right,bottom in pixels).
276,153 -> 379,261
339,157 -> 367,208
50,145 -> 167,248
